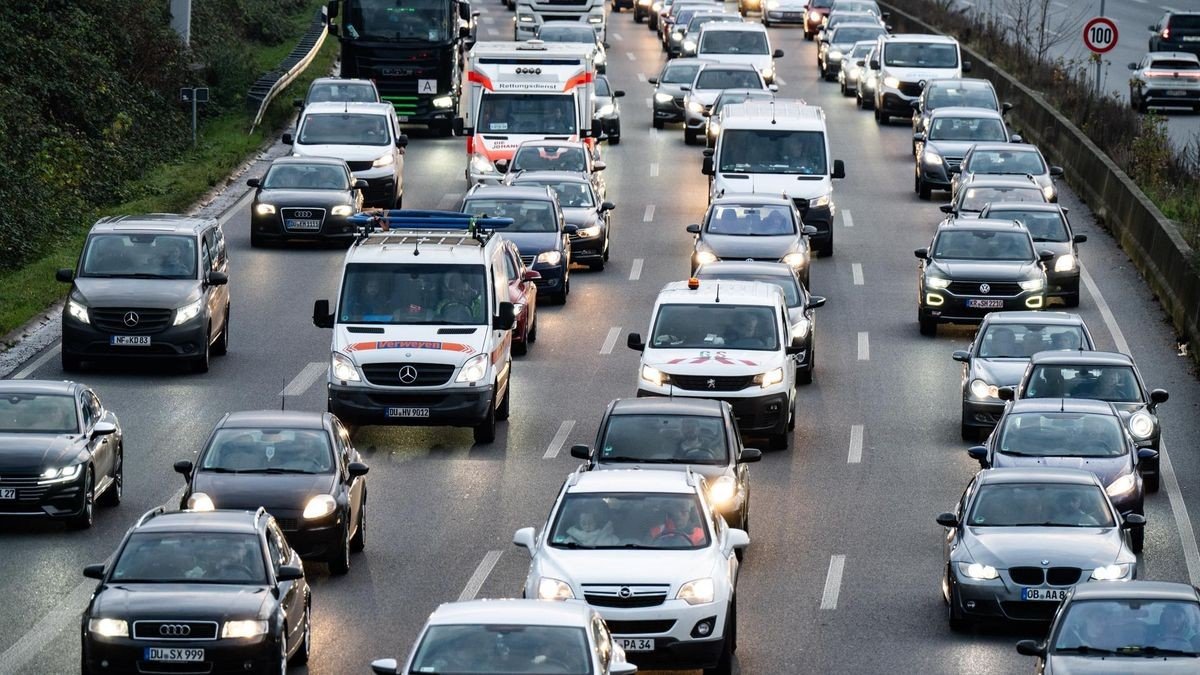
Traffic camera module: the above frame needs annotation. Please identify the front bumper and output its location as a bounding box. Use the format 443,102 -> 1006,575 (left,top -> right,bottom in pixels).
654,98 -> 685,123
920,289 -> 1045,325
961,397 -> 1005,432
569,229 -> 606,260
951,570 -> 1129,624
83,634 -> 281,675
530,262 -> 566,294
278,515 -> 344,559
638,388 -> 790,436
1046,269 -> 1080,298
918,159 -> 954,190
328,383 -> 493,427
0,470 -> 88,518
879,90 -> 919,117
63,313 -> 211,362
593,598 -> 730,670
250,211 -> 356,244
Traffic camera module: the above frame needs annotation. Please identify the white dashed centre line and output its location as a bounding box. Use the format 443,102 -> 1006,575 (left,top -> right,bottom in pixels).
649,162 -> 659,177
630,258 -> 644,281
600,327 -> 622,355
543,420 -> 577,459
458,550 -> 502,601
280,361 -> 326,398
637,72 -> 647,83
437,192 -> 461,210
851,263 -> 864,286
626,51 -> 636,61
857,332 -> 869,361
613,32 -> 624,41
13,344 -> 60,379
847,425 -> 864,464
643,205 -> 655,222
820,555 -> 846,609
842,209 -> 854,228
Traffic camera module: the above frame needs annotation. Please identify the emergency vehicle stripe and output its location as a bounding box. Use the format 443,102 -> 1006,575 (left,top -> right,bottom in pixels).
562,71 -> 594,92
467,71 -> 494,91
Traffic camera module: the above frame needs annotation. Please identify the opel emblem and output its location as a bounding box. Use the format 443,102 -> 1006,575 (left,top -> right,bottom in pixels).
294,210 -> 312,218
978,283 -> 991,295
123,311 -> 140,327
706,378 -> 716,389
159,624 -> 191,636
918,79 -> 927,88
619,587 -> 632,598
398,365 -> 418,384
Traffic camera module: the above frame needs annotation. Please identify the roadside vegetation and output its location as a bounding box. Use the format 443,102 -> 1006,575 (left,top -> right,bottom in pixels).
0,0 -> 335,338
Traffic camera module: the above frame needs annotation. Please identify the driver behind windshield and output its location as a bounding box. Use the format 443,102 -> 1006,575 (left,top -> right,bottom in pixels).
436,271 -> 484,323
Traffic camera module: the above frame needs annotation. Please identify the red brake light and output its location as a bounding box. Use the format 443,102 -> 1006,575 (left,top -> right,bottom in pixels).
1162,28 -> 1170,39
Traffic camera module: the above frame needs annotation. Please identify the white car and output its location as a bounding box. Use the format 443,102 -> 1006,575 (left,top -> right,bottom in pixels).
284,102 -> 407,208
694,23 -> 784,84
515,468 -> 747,675
369,599 -> 638,675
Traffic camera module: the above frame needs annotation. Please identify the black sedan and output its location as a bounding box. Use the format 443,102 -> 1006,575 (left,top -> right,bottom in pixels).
688,195 -> 816,287
509,171 -> 616,271
0,380 -> 122,529
594,75 -> 625,144
967,398 -> 1156,551
248,156 -> 366,247
979,202 -> 1086,307
939,175 -> 1048,219
81,508 -> 310,675
916,219 -> 1052,336
173,410 -> 368,575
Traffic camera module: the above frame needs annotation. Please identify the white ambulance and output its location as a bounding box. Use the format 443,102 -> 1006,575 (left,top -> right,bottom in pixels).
312,211 -> 519,444
626,279 -> 800,450
460,40 -> 599,184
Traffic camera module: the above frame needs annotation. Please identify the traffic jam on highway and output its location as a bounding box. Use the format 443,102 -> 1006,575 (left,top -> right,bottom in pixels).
5,1 -> 1200,674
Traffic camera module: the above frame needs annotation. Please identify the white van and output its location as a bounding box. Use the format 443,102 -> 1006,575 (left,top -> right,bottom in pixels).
694,23 -> 785,84
703,100 -> 846,256
312,212 -> 519,444
870,33 -> 970,124
626,278 -> 800,449
284,102 -> 408,208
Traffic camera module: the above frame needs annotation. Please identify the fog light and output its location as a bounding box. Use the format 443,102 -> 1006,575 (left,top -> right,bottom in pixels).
925,293 -> 944,306
966,600 -> 976,609
1026,296 -> 1043,308
691,617 -> 716,638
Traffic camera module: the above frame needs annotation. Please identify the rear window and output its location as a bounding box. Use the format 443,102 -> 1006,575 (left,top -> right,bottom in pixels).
884,42 -> 959,68
831,27 -> 885,45
1168,14 -> 1200,30
699,30 -> 769,55
1150,59 -> 1200,70
663,63 -> 703,84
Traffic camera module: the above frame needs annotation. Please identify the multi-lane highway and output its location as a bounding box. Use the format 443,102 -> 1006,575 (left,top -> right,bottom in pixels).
3,2 -> 1200,673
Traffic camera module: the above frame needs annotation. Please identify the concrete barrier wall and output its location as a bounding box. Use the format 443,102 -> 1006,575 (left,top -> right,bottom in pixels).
879,1 -> 1200,357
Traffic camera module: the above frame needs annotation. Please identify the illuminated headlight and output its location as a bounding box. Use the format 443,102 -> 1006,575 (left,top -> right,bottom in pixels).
536,250 -> 562,265
537,577 -> 575,601
708,477 -> 737,506
221,620 -> 269,639
1019,278 -> 1045,292
923,150 -> 943,166
470,153 -> 496,174
1054,254 -> 1076,272
187,492 -> 215,511
654,92 -> 675,104
791,318 -> 810,338
1128,412 -> 1155,440
455,353 -> 489,383
303,494 -> 337,520
638,0 -> 650,5
640,364 -> 666,387
518,14 -> 535,22
173,297 -> 204,326
588,14 -> 603,23
432,95 -> 454,109
755,367 -> 785,388
808,10 -> 821,20
1105,473 -> 1137,497
331,351 -> 362,383
595,51 -> 607,65
677,578 -> 715,605
67,297 -> 90,324
969,378 -> 998,400
687,101 -> 705,114
957,562 -> 999,580
331,204 -> 354,217
1042,184 -> 1056,200
651,1 -> 662,11
596,103 -> 615,116
828,49 -> 843,61
1091,563 -> 1132,581
683,39 -> 697,52
759,65 -> 775,79
38,464 -> 83,485
883,76 -> 901,89
88,618 -> 128,638
925,276 -> 951,290
809,194 -> 831,208
372,154 -> 394,168
255,203 -> 277,216
578,225 -> 602,237
672,31 -> 684,41
694,250 -> 718,265
866,74 -> 878,87
782,252 -> 807,267
708,121 -> 720,134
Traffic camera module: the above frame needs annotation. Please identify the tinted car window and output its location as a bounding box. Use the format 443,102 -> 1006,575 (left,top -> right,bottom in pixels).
0,394 -> 77,433
968,483 -> 1114,527
662,63 -> 704,84
1055,600 -> 1200,653
1168,15 -> 1200,29
412,625 -> 592,674
463,199 -> 558,232
263,164 -> 349,190
201,428 -> 334,473
307,82 -> 377,103
989,209 -> 1067,242
927,117 -> 1007,142
999,413 -> 1126,458
600,414 -> 728,464
701,31 -> 768,54
517,181 -> 595,208
511,146 -> 587,173
1149,59 -> 1200,70
932,230 -> 1033,261
830,27 -> 885,44
693,272 -> 802,307
80,234 -> 197,279
651,304 -> 779,350
696,69 -> 762,89
964,149 -> 1046,176
550,493 -> 711,549
298,113 -> 390,146
979,323 -> 1084,357
1026,365 -> 1141,402
111,532 -> 268,584
706,204 -> 795,235
884,42 -> 958,68
338,263 -> 488,325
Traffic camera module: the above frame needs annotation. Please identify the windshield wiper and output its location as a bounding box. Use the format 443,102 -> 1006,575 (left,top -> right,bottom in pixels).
235,468 -> 320,474
552,541 -> 597,549
602,456 -> 678,463
1124,646 -> 1200,657
201,467 -> 242,473
1055,646 -> 1120,656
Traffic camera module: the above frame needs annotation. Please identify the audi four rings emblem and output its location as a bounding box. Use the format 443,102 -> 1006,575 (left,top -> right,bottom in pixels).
159,624 -> 191,636
978,284 -> 991,295
619,587 -> 632,598
293,210 -> 312,218
515,67 -> 542,75
123,311 -> 140,327
398,365 -> 419,384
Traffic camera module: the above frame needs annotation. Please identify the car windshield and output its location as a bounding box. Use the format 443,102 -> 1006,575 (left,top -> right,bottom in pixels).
538,26 -> 597,43
0,394 -> 77,433
650,304 -> 779,350
599,414 -> 728,465
989,209 -> 1067,242
705,204 -> 795,235
831,26 -> 885,45
695,69 -> 762,89
850,42 -> 875,58
549,493 -> 711,549
662,63 -> 704,84
693,272 -> 802,307
511,145 -> 587,173
999,413 -> 1127,458
965,149 -> 1047,177
298,113 -> 390,146
968,483 -> 1115,528
831,0 -> 877,11
411,624 -> 593,674
478,94 -> 577,135
337,263 -> 489,325
1026,365 -> 1143,402
79,234 -> 197,279
959,186 -> 1046,211
689,15 -> 740,32
262,163 -> 349,190
700,31 -> 768,55
1054,600 -> 1200,656
306,81 -> 378,104
927,117 -> 1007,142
978,323 -> 1086,357
884,42 -> 959,68
201,428 -> 334,474
926,84 -> 997,110
931,230 -> 1033,261
110,532 -> 268,584
718,129 -> 828,175
810,0 -> 833,7
515,181 -> 594,208
713,91 -> 773,113
463,199 -> 558,232
342,0 -> 454,42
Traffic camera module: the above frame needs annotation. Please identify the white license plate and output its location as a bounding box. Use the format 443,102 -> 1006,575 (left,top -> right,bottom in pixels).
617,638 -> 655,651
386,407 -> 430,418
285,219 -> 321,230
145,647 -> 205,662
967,299 -> 1004,309
0,489 -> 15,500
397,115 -> 410,122
1182,36 -> 1200,42
1166,90 -> 1189,96
110,336 -> 151,346
1021,587 -> 1069,601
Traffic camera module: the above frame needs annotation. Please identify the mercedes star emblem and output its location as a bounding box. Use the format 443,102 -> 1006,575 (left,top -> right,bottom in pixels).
123,311 -> 140,327
159,624 -> 192,636
978,283 -> 991,295
398,365 -> 418,384
619,587 -> 632,598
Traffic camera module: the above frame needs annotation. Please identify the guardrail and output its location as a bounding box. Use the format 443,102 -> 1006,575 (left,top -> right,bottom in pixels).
246,8 -> 328,132
879,1 -> 1200,361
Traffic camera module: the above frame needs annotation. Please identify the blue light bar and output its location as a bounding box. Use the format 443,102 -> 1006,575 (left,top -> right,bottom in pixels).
347,209 -> 512,230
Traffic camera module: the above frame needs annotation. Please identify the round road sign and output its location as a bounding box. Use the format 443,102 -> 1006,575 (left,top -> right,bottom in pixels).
1083,16 -> 1118,54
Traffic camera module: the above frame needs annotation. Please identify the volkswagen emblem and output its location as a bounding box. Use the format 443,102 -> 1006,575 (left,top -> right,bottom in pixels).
706,378 -> 716,389
978,283 -> 991,295
293,210 -> 312,218
619,587 -> 632,598
398,365 -> 418,384
159,624 -> 191,637
123,311 -> 140,327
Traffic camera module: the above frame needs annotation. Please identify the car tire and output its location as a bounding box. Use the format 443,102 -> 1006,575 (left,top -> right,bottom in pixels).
918,176 -> 932,201
474,395 -> 497,444
919,314 -> 937,336
272,631 -> 288,675
1144,470 -> 1160,494
1131,521 -> 1145,553
684,127 -> 698,145
528,314 -> 538,343
98,445 -> 122,507
212,307 -> 229,356
192,328 -> 211,373
328,522 -> 351,575
513,323 -> 529,355
763,17 -> 771,27
67,468 -> 95,530
497,375 -> 511,421
62,351 -> 83,373
609,126 -> 621,145
804,31 -> 813,41
588,257 -> 606,271
394,192 -> 404,209
652,118 -> 665,130
290,598 -> 311,665
839,79 -> 848,95
817,237 -> 832,257
350,493 -> 366,552
875,108 -> 889,125
960,422 -> 977,442
947,573 -> 971,633
797,351 -> 814,385
635,8 -> 644,23
860,93 -> 874,110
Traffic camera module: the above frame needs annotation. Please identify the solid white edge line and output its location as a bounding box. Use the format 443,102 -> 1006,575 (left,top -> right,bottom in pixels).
457,550 -> 503,601
848,425 -> 864,464
217,189 -> 255,226
820,555 -> 846,609
857,332 -> 869,361
842,209 -> 853,228
645,97 -> 652,109
629,258 -> 644,281
280,361 -> 326,398
1079,265 -> 1129,354
600,327 -> 622,355
543,420 -> 577,459
851,263 -> 864,286
13,344 -> 61,380
643,205 -> 655,222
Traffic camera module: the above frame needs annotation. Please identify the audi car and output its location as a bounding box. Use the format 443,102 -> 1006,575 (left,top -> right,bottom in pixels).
978,203 -> 1084,306
248,157 -> 365,247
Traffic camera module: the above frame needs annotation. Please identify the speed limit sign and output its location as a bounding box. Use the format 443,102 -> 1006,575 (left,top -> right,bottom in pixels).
1083,16 -> 1118,54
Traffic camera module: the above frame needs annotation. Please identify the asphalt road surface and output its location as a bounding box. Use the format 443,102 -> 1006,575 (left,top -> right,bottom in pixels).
3,2 -> 1200,674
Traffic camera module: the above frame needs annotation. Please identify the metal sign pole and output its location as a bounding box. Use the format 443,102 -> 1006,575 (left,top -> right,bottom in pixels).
1096,0 -> 1105,97
192,93 -> 198,147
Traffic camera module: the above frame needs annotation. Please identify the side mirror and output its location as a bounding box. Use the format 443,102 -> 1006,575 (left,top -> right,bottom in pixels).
173,460 -> 193,476
702,157 -> 714,176
686,223 -> 701,234
206,270 -> 229,286
591,119 -> 603,138
1049,166 -> 1064,177
600,201 -> 615,211
56,268 -> 75,283
348,461 -> 370,478
614,90 -> 626,97
313,299 -> 334,329
282,133 -> 294,145
627,332 -> 645,352
1128,62 -> 1139,70
594,160 -> 607,172
939,204 -> 955,214
1001,102 -> 1014,113
726,528 -> 750,551
952,350 -> 970,362
495,301 -> 516,330
967,445 -> 988,466
738,448 -> 762,463
962,60 -> 972,73
1123,513 -> 1147,529
370,659 -> 400,675
276,565 -> 305,582
680,84 -> 691,92
494,158 -> 509,174
648,77 -> 659,85
1147,24 -> 1157,32
855,59 -> 865,67
1038,250 -> 1055,263
563,224 -> 579,234
773,49 -> 784,58
787,335 -> 804,353
831,159 -> 845,179
247,178 -> 261,188
802,225 -> 818,236
869,58 -> 880,69
807,296 -> 826,309
1015,640 -> 1045,658
91,421 -> 118,438
327,0 -> 340,19
1010,134 -> 1023,143
1073,233 -> 1087,244
570,444 -> 591,460
1138,448 -> 1159,462
83,564 -> 105,580
522,269 -> 542,281
292,98 -> 304,109
913,247 -> 929,259
912,131 -> 925,142
395,134 -> 409,148
702,148 -> 714,157
768,84 -> 779,93
513,526 -> 536,551
354,179 -> 369,190
997,386 -> 1014,401
935,512 -> 959,528
1150,388 -> 1169,405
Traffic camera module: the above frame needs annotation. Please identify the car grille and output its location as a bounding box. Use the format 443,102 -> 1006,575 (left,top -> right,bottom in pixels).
1046,567 -> 1082,585
898,81 -> 924,97
0,473 -> 50,510
132,620 -> 219,641
945,281 -> 1023,296
1001,601 -> 1061,621
521,255 -> 536,267
670,374 -> 755,391
790,198 -> 810,218
673,96 -> 685,108
1008,567 -> 1044,585
346,160 -> 374,172
605,619 -> 677,635
1007,567 -> 1082,586
361,362 -> 455,387
91,308 -> 174,335
274,517 -> 299,531
280,207 -> 326,232
583,584 -> 670,608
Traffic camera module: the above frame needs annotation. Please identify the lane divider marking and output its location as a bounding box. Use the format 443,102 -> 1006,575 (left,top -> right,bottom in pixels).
857,332 -> 869,361
280,361 -> 326,398
630,258 -> 644,281
643,205 -> 655,222
848,425 -> 863,464
600,327 -> 622,355
543,420 -> 577,459
820,555 -> 846,609
851,263 -> 864,286
458,550 -> 502,601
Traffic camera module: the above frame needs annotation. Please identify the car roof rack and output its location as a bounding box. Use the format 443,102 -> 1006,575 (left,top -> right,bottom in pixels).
348,209 -> 514,245
135,505 -> 167,527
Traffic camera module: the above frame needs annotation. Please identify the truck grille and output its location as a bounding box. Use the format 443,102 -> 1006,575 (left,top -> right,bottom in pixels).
362,363 -> 456,387
670,374 -> 754,391
91,308 -> 174,335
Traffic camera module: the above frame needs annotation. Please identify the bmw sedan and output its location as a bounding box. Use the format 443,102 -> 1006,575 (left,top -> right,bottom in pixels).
174,410 -> 369,575
979,203 -> 1085,306
688,196 -> 816,287
248,157 -> 365,247
938,468 -> 1142,630
0,380 -> 122,529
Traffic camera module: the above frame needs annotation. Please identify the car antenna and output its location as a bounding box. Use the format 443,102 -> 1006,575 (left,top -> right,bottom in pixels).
1060,397 -> 1064,412
714,282 -> 720,303
770,98 -> 777,125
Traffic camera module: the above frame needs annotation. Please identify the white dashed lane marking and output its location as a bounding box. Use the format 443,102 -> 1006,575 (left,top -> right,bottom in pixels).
650,162 -> 659,177
643,205 -> 655,222
458,551 -> 502,601
820,555 -> 847,609
630,258 -> 644,281
842,209 -> 854,228
848,425 -> 864,464
851,263 -> 864,286
857,332 -> 869,361
280,361 -> 326,398
600,327 -> 622,355
542,420 -> 577,459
